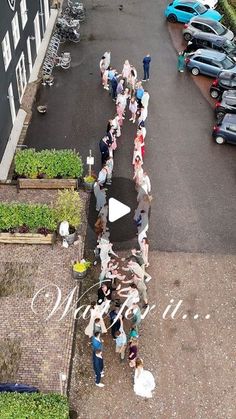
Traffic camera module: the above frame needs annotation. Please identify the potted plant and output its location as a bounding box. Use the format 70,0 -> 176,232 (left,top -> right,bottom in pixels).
54,189 -> 82,245
83,174 -> 96,192
72,259 -> 91,279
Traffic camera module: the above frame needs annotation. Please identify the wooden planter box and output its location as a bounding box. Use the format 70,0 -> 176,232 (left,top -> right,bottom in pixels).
0,232 -> 56,246
17,178 -> 78,191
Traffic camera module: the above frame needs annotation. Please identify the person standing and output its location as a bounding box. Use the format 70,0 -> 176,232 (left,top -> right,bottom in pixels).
177,51 -> 185,73
134,358 -> 155,398
93,182 -> 106,212
122,59 -> 131,84
93,349 -> 105,387
142,54 -> 151,82
135,82 -> 144,108
116,79 -> 124,95
128,339 -> 138,367
131,303 -> 142,331
140,237 -> 149,267
85,302 -> 107,337
115,318 -> 127,361
129,97 -> 138,123
99,135 -> 111,165
109,305 -> 121,339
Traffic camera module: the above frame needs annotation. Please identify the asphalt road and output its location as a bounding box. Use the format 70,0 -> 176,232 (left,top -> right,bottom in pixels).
25,0 -> 236,254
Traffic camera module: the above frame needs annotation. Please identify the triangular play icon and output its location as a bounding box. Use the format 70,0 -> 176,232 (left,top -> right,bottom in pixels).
108,198 -> 131,222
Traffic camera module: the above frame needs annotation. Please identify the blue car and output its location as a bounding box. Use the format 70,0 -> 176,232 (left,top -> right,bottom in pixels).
164,0 -> 222,23
185,49 -> 236,77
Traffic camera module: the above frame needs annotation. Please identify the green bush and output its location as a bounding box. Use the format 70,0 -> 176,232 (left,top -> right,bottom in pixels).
218,0 -> 236,32
14,149 -> 83,179
0,203 -> 57,233
0,392 -> 69,419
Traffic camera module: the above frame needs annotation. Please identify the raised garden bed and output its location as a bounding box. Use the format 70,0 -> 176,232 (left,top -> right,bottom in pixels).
17,178 -> 78,190
14,149 -> 83,190
0,232 -> 56,245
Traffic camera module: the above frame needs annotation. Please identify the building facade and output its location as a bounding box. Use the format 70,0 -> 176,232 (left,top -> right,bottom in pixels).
0,0 -> 51,163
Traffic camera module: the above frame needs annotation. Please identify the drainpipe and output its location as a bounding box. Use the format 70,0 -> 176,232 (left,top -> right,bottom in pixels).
39,0 -> 45,34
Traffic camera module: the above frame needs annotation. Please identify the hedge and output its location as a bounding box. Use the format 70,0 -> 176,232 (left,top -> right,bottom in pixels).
0,203 -> 57,233
0,393 -> 69,419
14,149 -> 83,179
218,0 -> 236,32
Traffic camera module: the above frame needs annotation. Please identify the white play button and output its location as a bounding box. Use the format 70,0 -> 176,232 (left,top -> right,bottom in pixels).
108,198 -> 131,222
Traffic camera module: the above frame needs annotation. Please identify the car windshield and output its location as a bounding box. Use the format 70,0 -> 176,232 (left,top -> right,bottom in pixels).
210,21 -> 226,35
223,40 -> 236,52
221,57 -> 235,70
195,4 -> 207,14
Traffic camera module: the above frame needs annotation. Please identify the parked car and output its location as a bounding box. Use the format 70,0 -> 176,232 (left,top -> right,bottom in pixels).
185,33 -> 236,61
215,90 -> 236,122
183,17 -> 234,41
210,71 -> 236,98
212,113 -> 236,144
164,0 -> 222,24
185,49 -> 236,77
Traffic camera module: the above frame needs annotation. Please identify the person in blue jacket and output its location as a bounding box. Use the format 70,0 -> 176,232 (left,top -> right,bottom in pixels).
142,54 -> 151,81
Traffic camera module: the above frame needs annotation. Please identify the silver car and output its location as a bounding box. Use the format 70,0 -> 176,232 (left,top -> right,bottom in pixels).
185,49 -> 236,77
183,17 -> 234,42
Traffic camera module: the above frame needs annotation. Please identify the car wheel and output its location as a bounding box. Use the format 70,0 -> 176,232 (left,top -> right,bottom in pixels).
183,32 -> 192,41
215,136 -> 225,145
210,89 -> 219,99
191,67 -> 200,76
167,14 -> 177,23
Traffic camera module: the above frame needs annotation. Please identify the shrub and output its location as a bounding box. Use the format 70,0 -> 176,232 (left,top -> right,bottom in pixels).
218,0 -> 236,32
0,392 -> 69,419
14,149 -> 83,179
0,203 -> 57,233
54,189 -> 82,228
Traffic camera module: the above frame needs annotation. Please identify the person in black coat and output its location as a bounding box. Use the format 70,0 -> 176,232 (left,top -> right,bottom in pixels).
99,136 -> 110,165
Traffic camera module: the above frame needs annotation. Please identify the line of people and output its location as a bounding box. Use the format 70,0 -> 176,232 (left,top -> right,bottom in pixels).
85,51 -> 155,398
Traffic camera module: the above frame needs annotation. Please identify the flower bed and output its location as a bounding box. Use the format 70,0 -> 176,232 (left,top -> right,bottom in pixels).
14,149 -> 83,180
0,393 -> 69,419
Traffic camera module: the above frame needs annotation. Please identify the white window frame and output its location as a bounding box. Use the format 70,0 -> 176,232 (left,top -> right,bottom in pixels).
15,52 -> 27,102
12,12 -> 20,48
8,83 -> 16,124
20,0 -> 28,29
34,12 -> 41,54
2,31 -> 12,70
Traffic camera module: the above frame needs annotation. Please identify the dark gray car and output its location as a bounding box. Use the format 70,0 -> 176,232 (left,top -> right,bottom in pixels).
186,33 -> 236,61
212,113 -> 236,144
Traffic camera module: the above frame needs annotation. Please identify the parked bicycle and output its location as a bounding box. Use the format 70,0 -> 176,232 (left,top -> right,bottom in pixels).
64,1 -> 86,22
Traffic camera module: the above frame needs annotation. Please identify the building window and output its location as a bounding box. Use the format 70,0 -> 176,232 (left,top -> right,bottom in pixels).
20,0 -> 27,29
1,32 -> 11,70
16,52 -> 27,102
12,13 -> 20,48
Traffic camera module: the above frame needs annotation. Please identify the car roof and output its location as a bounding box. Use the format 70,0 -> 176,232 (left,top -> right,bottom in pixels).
222,113 -> 236,124
189,17 -> 222,25
191,48 -> 226,59
222,90 -> 236,100
173,0 -> 200,5
191,32 -> 227,44
219,71 -> 236,80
